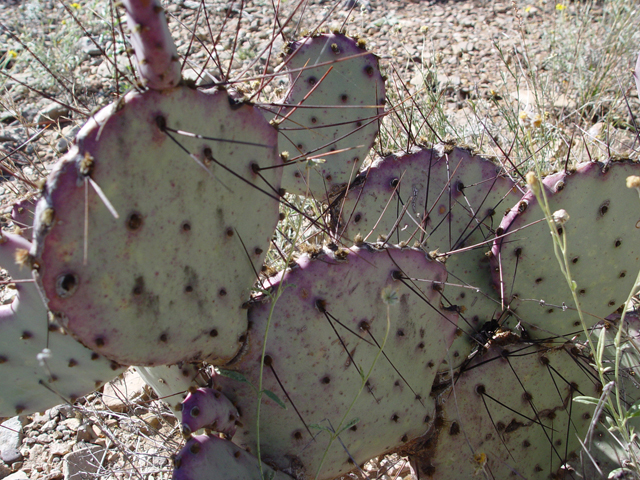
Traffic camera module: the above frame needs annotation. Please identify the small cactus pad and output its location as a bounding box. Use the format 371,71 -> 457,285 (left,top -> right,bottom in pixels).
275,33 -> 385,197
180,387 -> 239,437
173,434 -> 292,480
492,161 -> 640,340
0,232 -> 124,416
335,146 -> 521,363
135,364 -> 207,416
412,341 -> 595,479
214,246 -> 458,480
11,197 -> 36,240
31,86 -> 281,366
121,0 -> 181,90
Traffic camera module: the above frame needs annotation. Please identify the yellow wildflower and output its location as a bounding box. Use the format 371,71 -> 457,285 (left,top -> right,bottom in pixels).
556,3 -> 566,11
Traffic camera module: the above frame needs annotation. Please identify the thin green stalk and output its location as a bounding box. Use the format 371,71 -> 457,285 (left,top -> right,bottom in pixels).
255,197 -> 306,480
527,167 -> 640,473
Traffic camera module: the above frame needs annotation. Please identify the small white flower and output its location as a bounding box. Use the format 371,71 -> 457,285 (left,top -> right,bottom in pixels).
552,209 -> 570,226
627,175 -> 640,198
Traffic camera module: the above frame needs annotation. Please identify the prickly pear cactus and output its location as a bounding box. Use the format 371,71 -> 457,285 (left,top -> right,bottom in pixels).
492,161 -> 640,340
180,386 -> 240,438
274,33 -> 385,198
0,231 -> 124,416
210,245 -> 458,480
334,146 -> 521,365
412,341 -> 595,478
173,434 -> 292,480
30,85 -> 282,366
135,364 -> 208,416
11,197 -> 35,240
121,0 -> 180,90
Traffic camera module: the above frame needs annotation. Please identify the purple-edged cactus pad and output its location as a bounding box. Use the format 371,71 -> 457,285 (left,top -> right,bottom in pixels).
181,387 -> 239,438
173,434 -> 291,480
413,341 -> 594,478
0,232 -> 124,416
275,33 -> 385,198
492,161 -> 640,340
335,146 -> 521,364
213,245 -> 458,480
31,85 -> 282,366
121,0 -> 181,90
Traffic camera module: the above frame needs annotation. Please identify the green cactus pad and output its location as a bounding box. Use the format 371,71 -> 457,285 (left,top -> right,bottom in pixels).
214,246 -> 458,480
275,33 -> 385,198
413,341 -> 595,479
335,146 -> 521,364
0,232 -> 124,416
173,434 -> 292,480
492,161 -> 640,340
31,86 -> 281,367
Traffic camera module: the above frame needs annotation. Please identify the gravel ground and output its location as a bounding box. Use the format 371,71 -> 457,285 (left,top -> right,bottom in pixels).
0,0 -> 638,479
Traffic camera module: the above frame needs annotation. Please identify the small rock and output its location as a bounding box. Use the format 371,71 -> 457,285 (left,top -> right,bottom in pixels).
31,412 -> 49,425
56,124 -> 79,153
3,472 -> 28,480
76,37 -> 101,56
63,445 -> 106,480
44,471 -> 63,480
0,461 -> 11,478
41,420 -> 57,433
34,102 -> 69,125
59,419 -> 80,432
90,425 -> 102,439
35,433 -> 51,444
139,413 -> 161,435
92,438 -> 108,448
75,425 -> 93,444
0,417 -> 23,465
100,369 -> 148,412
49,441 -> 73,459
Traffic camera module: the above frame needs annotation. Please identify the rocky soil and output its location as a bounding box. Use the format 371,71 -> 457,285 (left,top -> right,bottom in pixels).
0,0 -> 638,479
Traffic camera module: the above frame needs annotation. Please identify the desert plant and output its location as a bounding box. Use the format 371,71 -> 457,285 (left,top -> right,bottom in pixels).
1,1 -> 640,479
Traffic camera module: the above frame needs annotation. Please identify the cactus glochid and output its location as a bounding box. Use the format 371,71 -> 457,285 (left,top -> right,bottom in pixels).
2,0 -> 640,479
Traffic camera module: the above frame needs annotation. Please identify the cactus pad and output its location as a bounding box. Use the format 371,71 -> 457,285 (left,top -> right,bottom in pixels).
135,364 -> 207,416
413,341 -> 595,478
121,0 -> 181,90
0,232 -> 124,416
492,161 -> 640,340
31,86 -> 281,366
335,146 -> 521,364
275,33 -> 385,198
173,434 -> 292,480
180,387 -> 240,437
213,246 -> 458,480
